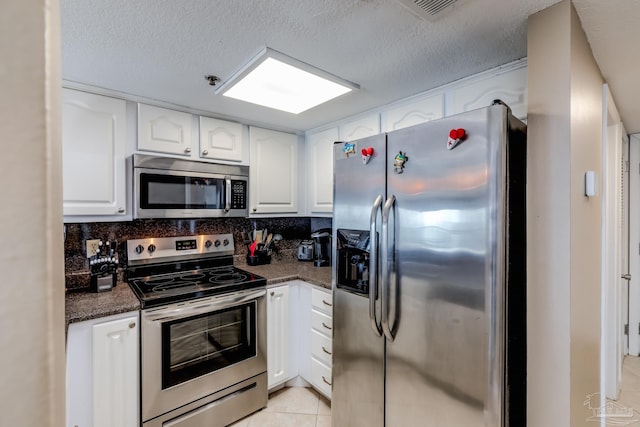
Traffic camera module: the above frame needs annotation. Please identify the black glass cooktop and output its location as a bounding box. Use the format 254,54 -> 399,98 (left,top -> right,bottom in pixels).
128,264 -> 266,308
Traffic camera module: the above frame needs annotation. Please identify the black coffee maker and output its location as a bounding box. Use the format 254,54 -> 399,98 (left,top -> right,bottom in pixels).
310,228 -> 332,267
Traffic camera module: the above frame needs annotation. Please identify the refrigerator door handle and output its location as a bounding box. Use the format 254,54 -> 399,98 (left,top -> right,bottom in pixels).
381,194 -> 396,342
369,195 -> 384,337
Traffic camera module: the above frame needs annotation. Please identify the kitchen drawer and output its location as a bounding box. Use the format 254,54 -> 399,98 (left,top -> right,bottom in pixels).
311,357 -> 332,398
311,309 -> 332,337
311,329 -> 332,366
311,288 -> 333,314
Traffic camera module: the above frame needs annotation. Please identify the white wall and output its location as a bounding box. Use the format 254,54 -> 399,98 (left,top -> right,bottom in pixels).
0,0 -> 65,426
527,1 -> 603,425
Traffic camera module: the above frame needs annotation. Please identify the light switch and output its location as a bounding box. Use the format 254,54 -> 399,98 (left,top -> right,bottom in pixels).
585,171 -> 597,197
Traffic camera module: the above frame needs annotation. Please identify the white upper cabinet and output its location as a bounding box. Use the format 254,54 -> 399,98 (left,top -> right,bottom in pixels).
249,127 -> 299,214
383,93 -> 444,132
138,104 -> 193,156
340,113 -> 380,141
62,89 -> 127,217
199,117 -> 244,162
306,127 -> 338,214
451,67 -> 527,120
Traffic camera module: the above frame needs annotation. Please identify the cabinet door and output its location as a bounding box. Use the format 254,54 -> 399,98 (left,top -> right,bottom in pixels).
451,66 -> 527,120
267,285 -> 290,389
66,311 -> 139,427
311,287 -> 333,315
249,127 -> 298,214
199,117 -> 244,162
303,286 -> 333,399
138,104 -> 193,156
92,314 -> 139,427
311,357 -> 332,398
307,127 -> 338,214
383,93 -> 444,132
298,282 -> 312,383
62,89 -> 127,216
340,113 -> 380,141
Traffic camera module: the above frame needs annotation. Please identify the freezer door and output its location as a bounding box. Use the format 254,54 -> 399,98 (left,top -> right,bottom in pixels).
384,106 -> 508,426
332,134 -> 386,427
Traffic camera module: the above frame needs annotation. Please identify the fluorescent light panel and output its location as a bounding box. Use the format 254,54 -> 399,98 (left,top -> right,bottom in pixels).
216,48 -> 358,114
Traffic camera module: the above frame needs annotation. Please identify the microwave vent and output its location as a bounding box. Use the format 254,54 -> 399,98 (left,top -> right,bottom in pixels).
396,0 -> 463,21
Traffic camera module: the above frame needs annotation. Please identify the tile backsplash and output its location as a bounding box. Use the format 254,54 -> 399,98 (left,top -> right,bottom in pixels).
65,216 -> 332,290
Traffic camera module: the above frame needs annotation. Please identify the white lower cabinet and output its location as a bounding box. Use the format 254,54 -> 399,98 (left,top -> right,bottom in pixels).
267,281 -> 332,400
267,282 -> 300,390
310,357 -> 333,398
298,283 -> 333,399
267,284 -> 291,389
66,311 -> 139,427
307,287 -> 333,399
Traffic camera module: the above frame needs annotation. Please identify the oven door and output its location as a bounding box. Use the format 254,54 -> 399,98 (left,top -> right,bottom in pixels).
141,288 -> 267,423
134,167 -> 248,219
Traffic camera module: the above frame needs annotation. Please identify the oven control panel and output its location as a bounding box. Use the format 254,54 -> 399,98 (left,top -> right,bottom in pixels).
127,233 -> 235,265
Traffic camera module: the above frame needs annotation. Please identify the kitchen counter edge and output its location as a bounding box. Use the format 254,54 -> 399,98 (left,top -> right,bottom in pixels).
65,261 -> 332,329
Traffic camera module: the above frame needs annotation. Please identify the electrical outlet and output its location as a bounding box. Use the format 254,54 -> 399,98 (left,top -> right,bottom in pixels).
86,239 -> 100,258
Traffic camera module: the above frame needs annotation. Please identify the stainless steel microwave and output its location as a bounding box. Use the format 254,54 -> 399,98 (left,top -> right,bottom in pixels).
133,154 -> 249,219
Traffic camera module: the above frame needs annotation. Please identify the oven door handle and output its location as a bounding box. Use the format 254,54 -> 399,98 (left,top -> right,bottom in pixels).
144,288 -> 266,322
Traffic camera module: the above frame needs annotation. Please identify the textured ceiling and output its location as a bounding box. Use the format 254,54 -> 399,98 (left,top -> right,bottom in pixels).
573,0 -> 640,134
61,0 -> 640,133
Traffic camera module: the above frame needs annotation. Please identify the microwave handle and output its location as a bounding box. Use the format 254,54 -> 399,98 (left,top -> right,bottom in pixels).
224,175 -> 231,212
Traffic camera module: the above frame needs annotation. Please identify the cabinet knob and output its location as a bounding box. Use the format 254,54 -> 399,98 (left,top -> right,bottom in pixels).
202,150 -> 209,156
118,207 -> 125,213
128,322 -> 136,329
184,147 -> 192,154
270,291 -> 275,296
253,208 -> 257,212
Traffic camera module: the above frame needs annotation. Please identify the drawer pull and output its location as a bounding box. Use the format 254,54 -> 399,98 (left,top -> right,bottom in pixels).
322,376 -> 332,386
322,299 -> 332,307
322,346 -> 332,355
322,322 -> 332,331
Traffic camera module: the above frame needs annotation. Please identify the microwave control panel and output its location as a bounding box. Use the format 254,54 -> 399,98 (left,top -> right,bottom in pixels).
230,180 -> 247,209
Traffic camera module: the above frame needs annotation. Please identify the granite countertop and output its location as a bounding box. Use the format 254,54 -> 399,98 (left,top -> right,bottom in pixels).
240,259 -> 332,290
65,281 -> 141,327
65,260 -> 332,328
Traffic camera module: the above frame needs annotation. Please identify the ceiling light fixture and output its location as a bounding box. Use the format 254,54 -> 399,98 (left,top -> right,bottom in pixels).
214,48 -> 359,114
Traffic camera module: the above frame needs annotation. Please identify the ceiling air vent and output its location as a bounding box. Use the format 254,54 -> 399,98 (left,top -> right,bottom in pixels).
396,0 -> 463,21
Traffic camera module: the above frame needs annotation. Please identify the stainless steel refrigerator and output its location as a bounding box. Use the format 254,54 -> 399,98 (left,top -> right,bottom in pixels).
331,102 -> 526,427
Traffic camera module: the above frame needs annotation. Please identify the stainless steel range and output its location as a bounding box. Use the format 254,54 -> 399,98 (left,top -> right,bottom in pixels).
126,233 -> 267,427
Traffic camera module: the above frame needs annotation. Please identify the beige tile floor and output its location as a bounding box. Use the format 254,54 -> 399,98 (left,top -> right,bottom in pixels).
229,361 -> 640,427
229,386 -> 331,427
617,355 -> 640,414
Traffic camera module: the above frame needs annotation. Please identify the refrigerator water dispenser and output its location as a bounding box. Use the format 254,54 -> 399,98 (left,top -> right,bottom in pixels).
336,229 -> 371,295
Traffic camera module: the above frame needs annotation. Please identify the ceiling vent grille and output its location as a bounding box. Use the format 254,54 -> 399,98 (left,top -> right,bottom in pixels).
396,0 -> 462,21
